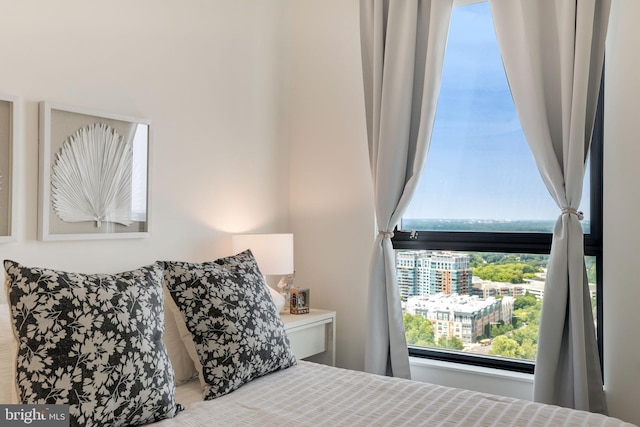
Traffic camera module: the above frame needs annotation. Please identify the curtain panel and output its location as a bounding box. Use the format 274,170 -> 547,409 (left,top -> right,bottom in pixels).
359,0 -> 453,378
489,0 -> 610,413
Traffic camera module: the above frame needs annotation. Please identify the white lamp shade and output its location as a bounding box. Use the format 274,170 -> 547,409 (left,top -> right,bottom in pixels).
232,233 -> 294,275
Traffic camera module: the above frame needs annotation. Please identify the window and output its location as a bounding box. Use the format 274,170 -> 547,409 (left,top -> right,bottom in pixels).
393,1 -> 603,374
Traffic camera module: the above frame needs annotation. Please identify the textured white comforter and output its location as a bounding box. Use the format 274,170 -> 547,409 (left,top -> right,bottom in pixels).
152,361 -> 635,427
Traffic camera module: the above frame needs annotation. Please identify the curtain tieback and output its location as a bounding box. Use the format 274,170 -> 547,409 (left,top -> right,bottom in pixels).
378,230 -> 394,238
561,207 -> 584,220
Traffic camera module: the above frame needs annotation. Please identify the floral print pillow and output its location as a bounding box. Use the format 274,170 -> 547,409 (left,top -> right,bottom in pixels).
4,260 -> 182,427
163,250 -> 296,400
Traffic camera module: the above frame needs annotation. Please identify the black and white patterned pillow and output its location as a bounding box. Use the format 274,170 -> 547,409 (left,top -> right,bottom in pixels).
163,250 -> 296,400
4,260 -> 182,427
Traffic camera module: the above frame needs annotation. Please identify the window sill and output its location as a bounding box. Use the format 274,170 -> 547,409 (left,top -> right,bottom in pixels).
409,356 -> 534,400
410,356 -> 534,382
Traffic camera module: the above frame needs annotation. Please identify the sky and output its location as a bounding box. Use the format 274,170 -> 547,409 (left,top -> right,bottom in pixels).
403,2 -> 591,222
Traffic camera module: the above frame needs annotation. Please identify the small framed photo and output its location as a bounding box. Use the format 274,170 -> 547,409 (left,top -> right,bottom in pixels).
290,288 -> 310,315
38,102 -> 151,241
0,95 -> 17,242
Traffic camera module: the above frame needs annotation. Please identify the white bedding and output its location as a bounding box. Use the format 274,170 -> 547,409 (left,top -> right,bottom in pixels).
152,361 -> 635,427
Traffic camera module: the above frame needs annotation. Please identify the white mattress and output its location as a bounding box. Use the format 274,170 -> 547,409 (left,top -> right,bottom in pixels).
151,361 -> 635,427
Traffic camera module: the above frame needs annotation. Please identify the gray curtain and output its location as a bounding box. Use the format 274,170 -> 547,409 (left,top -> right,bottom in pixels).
359,0 -> 453,377
489,0 -> 610,413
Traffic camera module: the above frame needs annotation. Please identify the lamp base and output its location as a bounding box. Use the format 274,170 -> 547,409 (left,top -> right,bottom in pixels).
277,274 -> 295,314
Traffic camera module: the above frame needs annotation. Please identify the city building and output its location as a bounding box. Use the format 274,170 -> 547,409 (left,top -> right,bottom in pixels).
521,279 -> 545,299
396,250 -> 430,299
427,252 -> 472,295
472,278 -> 526,299
396,251 -> 472,298
520,278 -> 596,301
404,294 -> 502,344
499,296 -> 515,325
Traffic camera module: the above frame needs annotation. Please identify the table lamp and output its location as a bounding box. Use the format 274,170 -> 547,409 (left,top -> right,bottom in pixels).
232,233 -> 294,313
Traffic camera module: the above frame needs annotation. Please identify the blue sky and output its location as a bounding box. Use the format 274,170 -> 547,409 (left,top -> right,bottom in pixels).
404,2 -> 590,222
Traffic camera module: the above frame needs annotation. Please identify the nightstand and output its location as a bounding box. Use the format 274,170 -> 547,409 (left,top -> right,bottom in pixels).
281,309 -> 336,366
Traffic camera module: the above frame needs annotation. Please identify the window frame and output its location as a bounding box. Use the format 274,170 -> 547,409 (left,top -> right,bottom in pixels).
392,71 -> 604,376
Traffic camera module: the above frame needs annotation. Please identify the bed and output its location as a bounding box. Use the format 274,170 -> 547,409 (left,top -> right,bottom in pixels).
152,361 -> 633,427
2,254 -> 635,427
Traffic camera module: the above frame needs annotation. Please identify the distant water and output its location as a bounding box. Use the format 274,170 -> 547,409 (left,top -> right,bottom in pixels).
401,218 -> 591,234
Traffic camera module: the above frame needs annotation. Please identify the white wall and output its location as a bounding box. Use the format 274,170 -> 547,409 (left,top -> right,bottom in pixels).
0,0 -> 292,277
603,1 -> 640,425
288,0 -> 640,424
288,0 -> 374,371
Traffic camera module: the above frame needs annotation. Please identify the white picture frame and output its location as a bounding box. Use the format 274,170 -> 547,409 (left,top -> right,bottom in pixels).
38,102 -> 151,241
0,95 -> 17,242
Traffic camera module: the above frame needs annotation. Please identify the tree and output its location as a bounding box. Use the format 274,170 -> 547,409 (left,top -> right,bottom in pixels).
489,336 -> 523,358
519,341 -> 537,360
585,257 -> 597,284
490,297 -> 541,360
511,325 -> 538,360
469,253 -> 549,270
473,263 -> 541,284
490,320 -> 513,338
511,323 -> 538,345
513,299 -> 542,326
436,335 -> 464,350
513,292 -> 537,310
404,313 -> 435,347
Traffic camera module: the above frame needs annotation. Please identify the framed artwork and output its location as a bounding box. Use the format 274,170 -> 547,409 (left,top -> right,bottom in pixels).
38,102 -> 151,240
0,95 -> 17,242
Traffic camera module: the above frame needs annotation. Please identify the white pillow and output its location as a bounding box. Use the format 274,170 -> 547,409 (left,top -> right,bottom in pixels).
0,303 -> 18,404
162,286 -> 198,384
267,284 -> 285,313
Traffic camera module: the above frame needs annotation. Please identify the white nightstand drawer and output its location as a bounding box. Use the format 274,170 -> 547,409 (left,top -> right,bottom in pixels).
280,309 -> 336,366
287,322 -> 326,359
